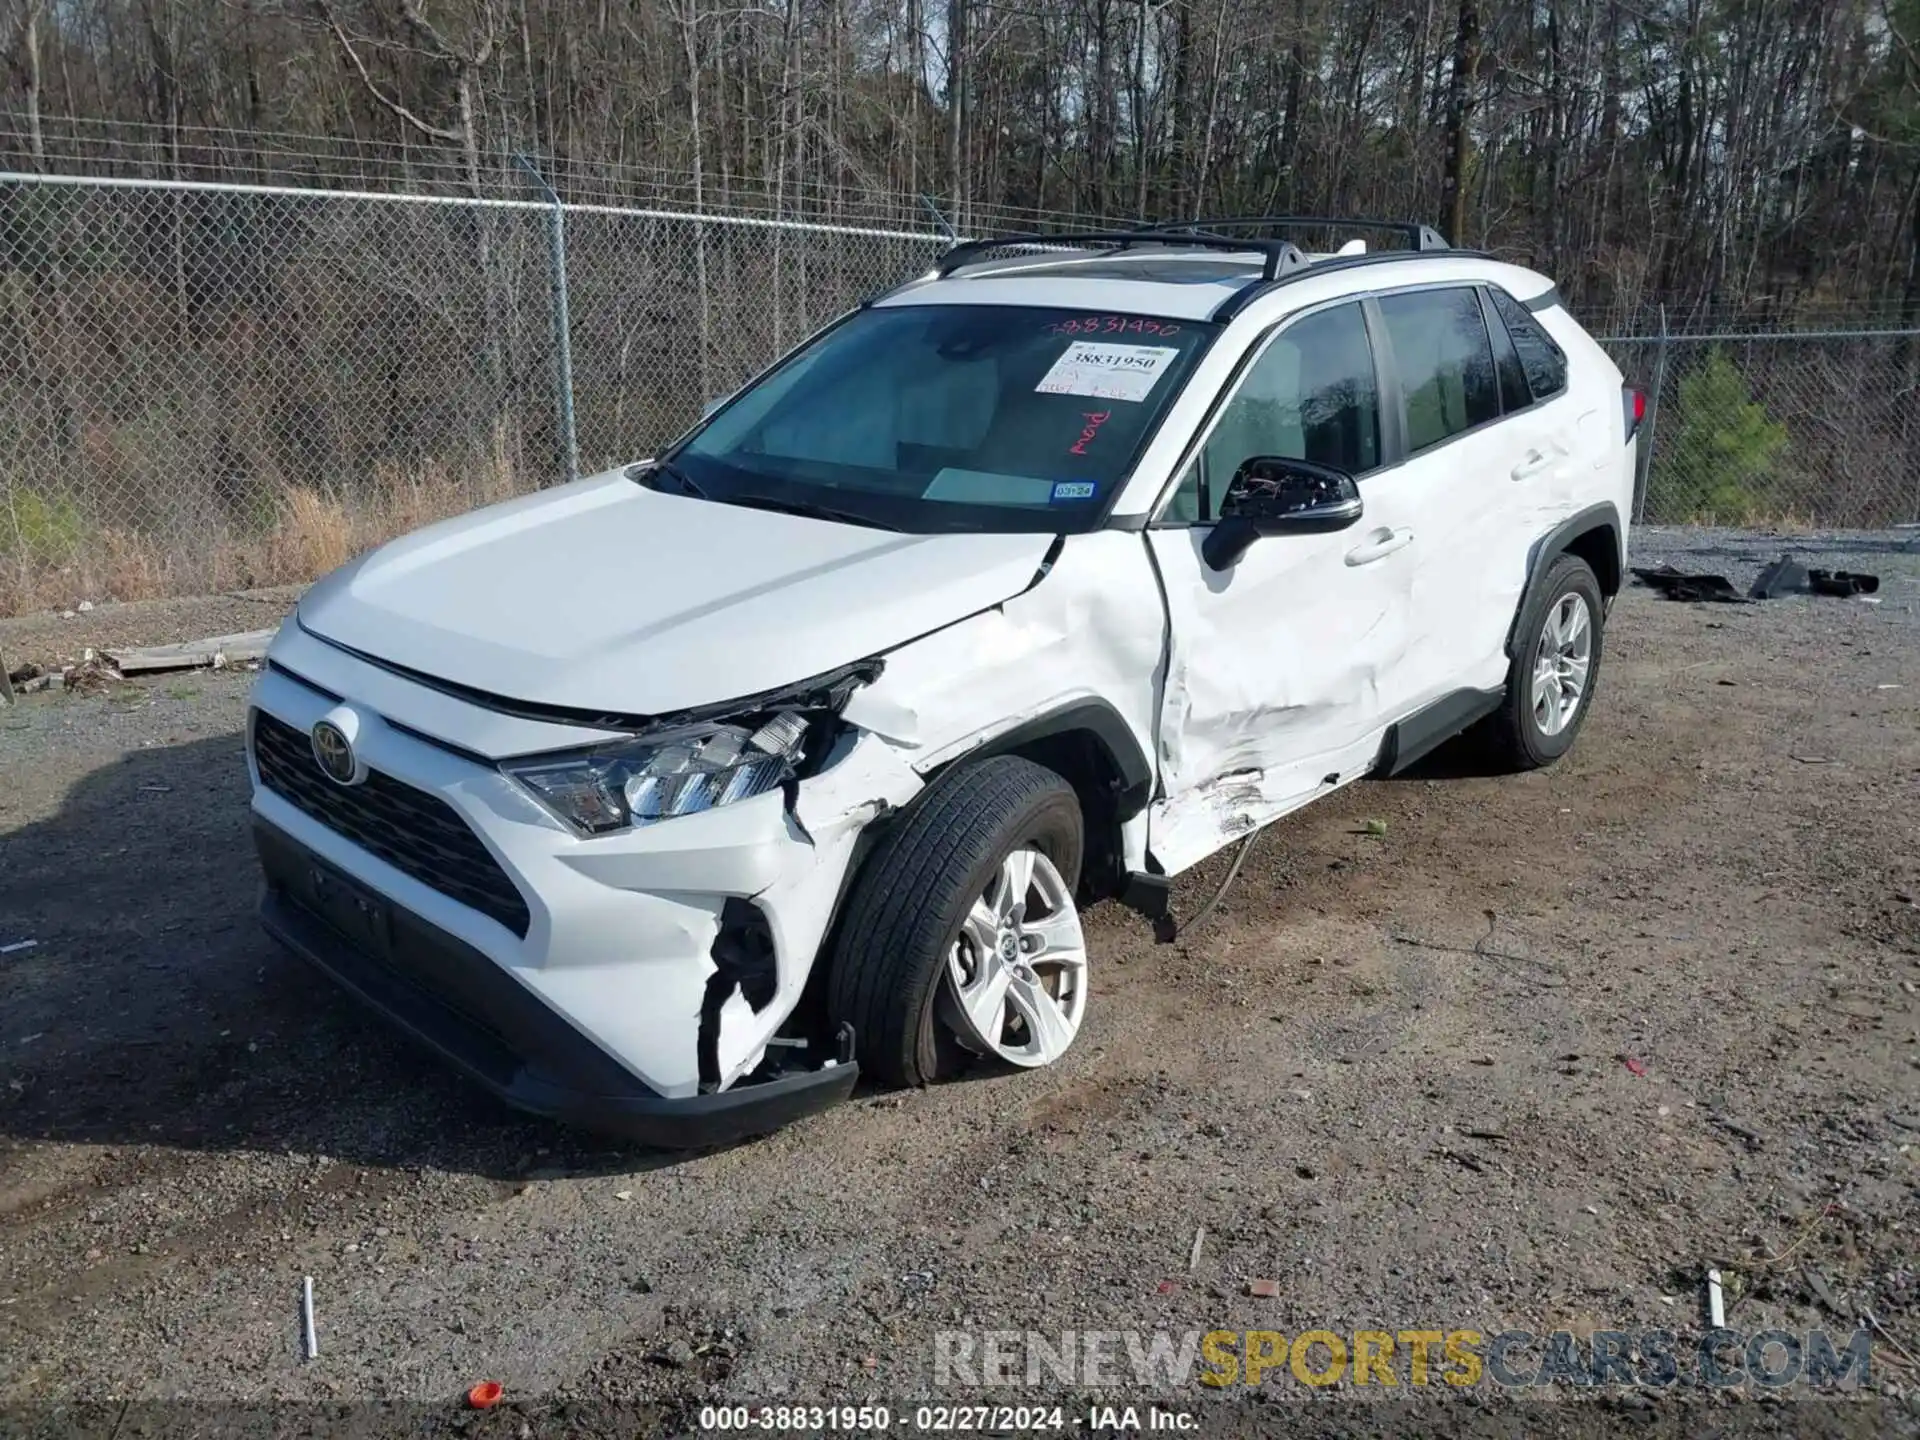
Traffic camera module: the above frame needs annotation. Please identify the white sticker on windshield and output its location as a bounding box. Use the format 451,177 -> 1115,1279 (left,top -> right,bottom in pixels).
1034,342 -> 1180,403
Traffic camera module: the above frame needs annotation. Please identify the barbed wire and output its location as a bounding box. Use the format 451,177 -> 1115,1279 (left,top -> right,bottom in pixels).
9,112 -> 1917,328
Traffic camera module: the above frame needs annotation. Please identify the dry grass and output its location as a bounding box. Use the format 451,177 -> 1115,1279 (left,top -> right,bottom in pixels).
0,430 -> 532,618
1657,504 -> 1822,532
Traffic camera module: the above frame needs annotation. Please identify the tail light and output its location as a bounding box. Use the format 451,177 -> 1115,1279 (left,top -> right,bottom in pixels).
1623,386 -> 1646,440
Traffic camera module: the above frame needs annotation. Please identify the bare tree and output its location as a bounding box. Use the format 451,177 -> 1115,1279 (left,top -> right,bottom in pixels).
3,0 -> 47,168
313,0 -> 497,196
3,0 -> 1917,325
1440,0 -> 1479,245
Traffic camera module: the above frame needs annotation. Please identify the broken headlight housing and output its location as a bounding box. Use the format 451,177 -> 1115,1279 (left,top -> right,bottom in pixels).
504,710 -> 815,836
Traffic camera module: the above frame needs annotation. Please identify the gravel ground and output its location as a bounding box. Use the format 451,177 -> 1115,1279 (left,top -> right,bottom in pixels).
2,531 -> 1918,1435
0,586 -> 302,676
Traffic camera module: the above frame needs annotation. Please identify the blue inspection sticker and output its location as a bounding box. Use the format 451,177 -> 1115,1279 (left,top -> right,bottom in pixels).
1051,481 -> 1098,502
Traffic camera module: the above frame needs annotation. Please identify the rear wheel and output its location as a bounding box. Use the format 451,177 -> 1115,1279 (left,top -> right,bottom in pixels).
825,756 -> 1085,1088
1487,553 -> 1605,770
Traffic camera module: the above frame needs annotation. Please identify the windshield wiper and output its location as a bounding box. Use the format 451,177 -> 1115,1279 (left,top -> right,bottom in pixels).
721,493 -> 903,532
637,457 -> 706,498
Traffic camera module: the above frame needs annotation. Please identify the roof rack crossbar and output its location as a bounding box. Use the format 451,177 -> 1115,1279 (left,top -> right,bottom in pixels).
1207,245 -> 1484,323
1154,215 -> 1451,252
933,228 -> 1310,281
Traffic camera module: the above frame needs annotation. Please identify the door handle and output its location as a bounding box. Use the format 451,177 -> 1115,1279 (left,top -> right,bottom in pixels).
1344,527 -> 1414,566
1511,441 -> 1567,481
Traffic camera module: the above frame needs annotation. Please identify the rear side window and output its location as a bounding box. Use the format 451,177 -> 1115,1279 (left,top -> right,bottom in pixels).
1488,288 -> 1569,401
1376,288 -> 1500,453
1482,292 -> 1533,414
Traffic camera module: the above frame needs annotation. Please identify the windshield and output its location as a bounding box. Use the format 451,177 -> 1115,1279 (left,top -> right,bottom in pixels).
652,304 -> 1217,533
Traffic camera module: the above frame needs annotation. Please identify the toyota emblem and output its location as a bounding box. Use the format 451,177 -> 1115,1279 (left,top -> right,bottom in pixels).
310,719 -> 358,786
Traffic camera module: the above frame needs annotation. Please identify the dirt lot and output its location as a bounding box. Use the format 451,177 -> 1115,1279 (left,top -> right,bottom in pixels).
2,530 -> 1918,1433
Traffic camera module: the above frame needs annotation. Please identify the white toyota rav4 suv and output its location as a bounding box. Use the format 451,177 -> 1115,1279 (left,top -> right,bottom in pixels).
247,218 -> 1641,1147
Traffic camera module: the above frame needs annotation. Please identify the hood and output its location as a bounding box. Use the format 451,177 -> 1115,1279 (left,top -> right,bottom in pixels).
296,471 -> 1057,717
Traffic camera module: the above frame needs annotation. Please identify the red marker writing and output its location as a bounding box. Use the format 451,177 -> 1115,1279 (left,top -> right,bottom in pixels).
1070,410 -> 1112,455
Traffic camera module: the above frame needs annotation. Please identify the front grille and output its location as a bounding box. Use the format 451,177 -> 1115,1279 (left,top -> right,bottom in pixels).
251,710 -> 531,938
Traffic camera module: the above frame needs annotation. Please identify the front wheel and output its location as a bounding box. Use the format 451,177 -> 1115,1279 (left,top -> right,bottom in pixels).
825,755 -> 1085,1088
1487,553 -> 1605,770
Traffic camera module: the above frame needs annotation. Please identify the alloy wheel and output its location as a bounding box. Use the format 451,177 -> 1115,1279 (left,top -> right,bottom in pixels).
1530,592 -> 1593,737
941,846 -> 1087,1067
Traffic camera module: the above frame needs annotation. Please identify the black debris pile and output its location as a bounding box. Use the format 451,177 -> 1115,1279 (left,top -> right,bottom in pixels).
1749,554 -> 1881,599
1629,566 -> 1748,603
1632,552 -> 1880,604
1808,568 -> 1880,596
1749,553 -> 1811,599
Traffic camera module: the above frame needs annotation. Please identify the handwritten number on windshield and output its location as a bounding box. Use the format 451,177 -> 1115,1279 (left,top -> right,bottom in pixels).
1046,316 -> 1181,337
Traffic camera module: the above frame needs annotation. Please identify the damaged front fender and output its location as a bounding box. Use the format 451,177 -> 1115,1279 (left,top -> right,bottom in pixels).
838,531 -> 1166,868
698,729 -> 925,1091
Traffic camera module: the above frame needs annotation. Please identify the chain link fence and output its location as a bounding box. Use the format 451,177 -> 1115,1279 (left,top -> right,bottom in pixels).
1601,326 -> 1920,530
0,172 -> 945,613
2,169 -> 1916,614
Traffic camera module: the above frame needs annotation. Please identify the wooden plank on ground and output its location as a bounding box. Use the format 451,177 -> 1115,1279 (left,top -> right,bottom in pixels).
104,628 -> 277,675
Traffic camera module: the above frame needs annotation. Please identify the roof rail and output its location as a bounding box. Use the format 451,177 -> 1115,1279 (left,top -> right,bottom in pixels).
1153,215 -> 1451,252
933,228 -> 1311,282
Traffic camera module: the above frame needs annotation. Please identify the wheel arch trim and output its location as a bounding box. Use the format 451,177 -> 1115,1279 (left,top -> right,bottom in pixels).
922,700 -> 1155,824
1505,502 -> 1623,659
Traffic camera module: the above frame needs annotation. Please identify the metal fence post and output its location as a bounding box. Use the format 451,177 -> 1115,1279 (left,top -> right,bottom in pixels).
514,154 -> 579,486
1636,303 -> 1670,525
919,194 -> 958,242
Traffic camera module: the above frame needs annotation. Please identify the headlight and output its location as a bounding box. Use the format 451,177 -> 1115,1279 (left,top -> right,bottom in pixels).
504,710 -> 815,835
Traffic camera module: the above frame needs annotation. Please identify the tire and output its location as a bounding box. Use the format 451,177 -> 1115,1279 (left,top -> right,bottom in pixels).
1487,552 -> 1606,771
826,755 -> 1084,1088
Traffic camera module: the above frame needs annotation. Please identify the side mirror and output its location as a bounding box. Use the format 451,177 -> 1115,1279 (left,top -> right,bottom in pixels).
1201,456 -> 1363,570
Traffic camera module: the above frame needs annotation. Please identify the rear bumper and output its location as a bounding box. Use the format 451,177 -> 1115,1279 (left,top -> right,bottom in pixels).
255,819 -> 858,1149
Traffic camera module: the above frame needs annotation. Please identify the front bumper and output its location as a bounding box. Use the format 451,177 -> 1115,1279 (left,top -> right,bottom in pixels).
245,633 -> 926,1101
256,818 -> 859,1148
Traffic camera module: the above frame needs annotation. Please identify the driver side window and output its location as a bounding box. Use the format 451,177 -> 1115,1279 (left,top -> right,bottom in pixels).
1164,302 -> 1381,523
